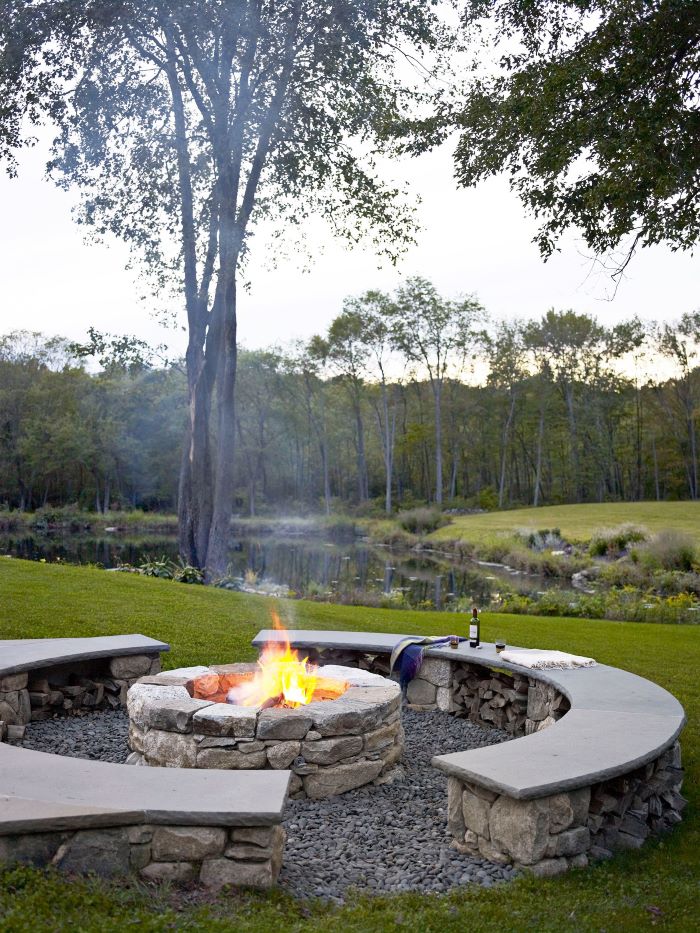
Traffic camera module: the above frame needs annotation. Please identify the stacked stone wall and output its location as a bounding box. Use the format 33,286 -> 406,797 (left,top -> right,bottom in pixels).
0,649 -> 285,890
449,662 -> 570,736
1,642 -> 686,885
0,654 -> 161,742
449,740 -> 685,876
0,822 -> 284,888
303,648 -> 569,737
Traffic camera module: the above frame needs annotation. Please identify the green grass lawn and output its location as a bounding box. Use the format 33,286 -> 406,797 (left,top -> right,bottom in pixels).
0,558 -> 698,932
430,501 -> 700,546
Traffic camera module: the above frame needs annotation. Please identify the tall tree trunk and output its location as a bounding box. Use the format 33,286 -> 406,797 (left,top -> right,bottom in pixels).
533,403 -> 545,507
652,436 -> 661,500
635,385 -> 643,500
687,404 -> 698,500
564,383 -> 581,501
294,438 -> 302,500
385,398 -> 394,515
498,392 -> 516,508
320,434 -> 331,515
449,447 -> 458,499
353,391 -> 368,502
178,357 -> 214,568
258,417 -> 268,500
433,379 -> 443,505
166,22 -> 215,571
385,434 -> 394,514
206,274 -> 238,576
376,381 -> 395,514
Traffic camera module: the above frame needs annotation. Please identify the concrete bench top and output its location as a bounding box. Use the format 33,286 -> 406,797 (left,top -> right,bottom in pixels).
0,634 -> 170,677
0,742 -> 290,834
253,629 -> 686,800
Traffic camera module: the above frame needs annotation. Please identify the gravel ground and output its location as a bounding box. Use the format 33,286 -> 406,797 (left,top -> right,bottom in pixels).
23,706 -> 517,900
23,708 -> 130,762
279,708 -> 517,900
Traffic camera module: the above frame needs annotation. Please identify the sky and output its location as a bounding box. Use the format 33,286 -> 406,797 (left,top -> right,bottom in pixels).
0,136 -> 697,359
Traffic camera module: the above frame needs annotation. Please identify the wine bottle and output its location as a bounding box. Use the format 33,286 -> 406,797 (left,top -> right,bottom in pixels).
469,606 -> 481,648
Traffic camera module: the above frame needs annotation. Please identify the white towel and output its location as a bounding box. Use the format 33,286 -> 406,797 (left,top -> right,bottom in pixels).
499,648 -> 596,670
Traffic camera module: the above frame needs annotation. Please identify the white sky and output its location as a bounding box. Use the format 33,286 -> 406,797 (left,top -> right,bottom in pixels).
0,137 -> 697,358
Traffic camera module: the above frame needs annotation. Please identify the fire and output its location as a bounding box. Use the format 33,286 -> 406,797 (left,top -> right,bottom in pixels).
227,611 -> 319,709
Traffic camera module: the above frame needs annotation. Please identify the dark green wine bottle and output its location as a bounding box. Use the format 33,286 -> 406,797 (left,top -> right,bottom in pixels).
469,606 -> 481,648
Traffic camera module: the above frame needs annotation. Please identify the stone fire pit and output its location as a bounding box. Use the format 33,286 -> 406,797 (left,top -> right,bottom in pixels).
127,663 -> 403,798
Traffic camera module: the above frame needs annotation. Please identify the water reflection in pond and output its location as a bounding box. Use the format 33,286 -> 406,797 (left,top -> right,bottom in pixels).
0,531 -> 573,610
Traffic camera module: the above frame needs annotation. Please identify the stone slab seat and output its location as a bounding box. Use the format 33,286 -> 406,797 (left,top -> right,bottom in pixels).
0,742 -> 290,834
0,634 -> 170,677
253,629 -> 686,799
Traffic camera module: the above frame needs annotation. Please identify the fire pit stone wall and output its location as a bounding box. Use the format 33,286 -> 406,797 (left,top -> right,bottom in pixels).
128,664 -> 403,798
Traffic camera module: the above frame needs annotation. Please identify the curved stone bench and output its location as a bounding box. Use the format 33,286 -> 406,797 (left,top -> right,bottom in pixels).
0,742 -> 288,886
0,634 -> 170,731
0,636 -> 290,887
0,634 -> 170,676
253,629 -> 687,875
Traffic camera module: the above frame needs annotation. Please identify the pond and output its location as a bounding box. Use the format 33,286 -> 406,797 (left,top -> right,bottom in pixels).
0,530 -> 573,611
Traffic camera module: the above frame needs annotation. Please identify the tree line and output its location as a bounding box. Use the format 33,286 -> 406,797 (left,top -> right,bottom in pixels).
3,1 -> 696,570
2,291 -> 699,515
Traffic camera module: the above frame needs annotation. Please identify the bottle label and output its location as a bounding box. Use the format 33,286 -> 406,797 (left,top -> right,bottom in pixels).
469,624 -> 478,639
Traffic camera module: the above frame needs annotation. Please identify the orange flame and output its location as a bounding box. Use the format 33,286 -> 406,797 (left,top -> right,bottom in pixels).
228,610 -> 319,708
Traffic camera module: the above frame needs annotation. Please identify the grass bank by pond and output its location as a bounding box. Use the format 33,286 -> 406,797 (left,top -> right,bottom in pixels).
429,501 -> 700,547
9,500 -> 700,545
5,500 -> 700,623
0,558 -> 698,932
0,506 -> 178,534
423,502 -> 700,624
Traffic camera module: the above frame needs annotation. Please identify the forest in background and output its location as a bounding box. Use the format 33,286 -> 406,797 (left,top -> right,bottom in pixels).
1,297 -> 699,517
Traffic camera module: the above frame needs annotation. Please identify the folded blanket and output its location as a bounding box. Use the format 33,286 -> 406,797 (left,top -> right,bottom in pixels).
390,635 -> 465,692
499,648 -> 596,670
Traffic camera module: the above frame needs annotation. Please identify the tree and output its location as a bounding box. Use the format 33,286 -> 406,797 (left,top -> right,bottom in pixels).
286,343 -> 333,515
519,334 -> 554,507
453,0 -> 700,273
235,349 -> 284,515
2,321 -> 700,511
525,310 -> 644,501
484,321 -> 528,508
0,333 -> 84,509
654,311 -> 700,500
356,291 -> 399,514
1,1 -> 452,573
311,309 -> 371,504
388,277 -> 484,504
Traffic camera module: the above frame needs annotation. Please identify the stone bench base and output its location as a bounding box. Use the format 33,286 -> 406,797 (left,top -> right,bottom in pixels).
449,740 -> 684,875
0,654 -> 162,737
0,822 -> 284,888
305,648 -> 571,734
